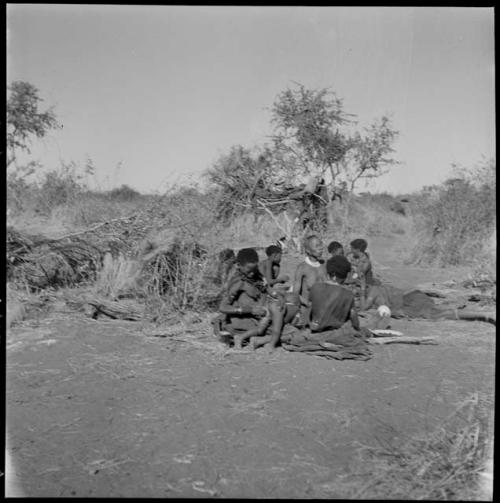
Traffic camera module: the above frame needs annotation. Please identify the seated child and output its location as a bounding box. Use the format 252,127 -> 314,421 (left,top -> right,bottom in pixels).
327,240 -> 344,258
346,238 -> 379,286
258,244 -> 290,292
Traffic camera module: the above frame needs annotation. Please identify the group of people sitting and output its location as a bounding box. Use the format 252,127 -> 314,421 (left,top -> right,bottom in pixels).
211,235 -> 496,353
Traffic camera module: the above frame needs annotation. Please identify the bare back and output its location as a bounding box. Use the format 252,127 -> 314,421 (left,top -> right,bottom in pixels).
293,261 -> 328,303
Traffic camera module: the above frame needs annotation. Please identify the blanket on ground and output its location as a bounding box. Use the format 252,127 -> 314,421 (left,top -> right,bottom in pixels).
280,324 -> 373,361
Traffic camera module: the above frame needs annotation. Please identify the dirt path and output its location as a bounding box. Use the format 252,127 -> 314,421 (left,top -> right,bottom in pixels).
5,240 -> 495,498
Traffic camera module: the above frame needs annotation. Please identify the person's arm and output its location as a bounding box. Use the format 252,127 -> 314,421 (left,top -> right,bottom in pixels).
292,264 -> 304,297
262,259 -> 275,287
349,307 -> 360,330
274,265 -> 290,285
359,285 -> 375,312
357,253 -> 371,280
267,302 -> 285,350
218,280 -> 245,315
276,273 -> 290,284
219,280 -> 266,316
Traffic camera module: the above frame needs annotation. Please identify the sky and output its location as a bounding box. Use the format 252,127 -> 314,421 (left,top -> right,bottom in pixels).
7,5 -> 495,194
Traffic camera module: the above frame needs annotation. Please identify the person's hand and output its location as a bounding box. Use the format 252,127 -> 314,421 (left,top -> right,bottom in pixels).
279,274 -> 290,282
251,306 -> 268,317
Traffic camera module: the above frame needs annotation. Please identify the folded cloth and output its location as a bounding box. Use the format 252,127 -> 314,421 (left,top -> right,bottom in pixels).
281,323 -> 373,361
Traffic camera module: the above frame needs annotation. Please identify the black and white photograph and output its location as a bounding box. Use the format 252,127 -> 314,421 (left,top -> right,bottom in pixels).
5,5 -> 495,499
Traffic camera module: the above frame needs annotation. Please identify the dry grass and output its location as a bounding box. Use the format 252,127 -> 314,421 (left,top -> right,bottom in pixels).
335,392 -> 493,500
214,212 -> 299,251
328,195 -> 412,241
6,283 -> 57,328
93,253 -> 144,299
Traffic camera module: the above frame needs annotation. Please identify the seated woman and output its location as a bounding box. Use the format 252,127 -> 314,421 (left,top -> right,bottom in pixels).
308,254 -> 361,333
274,255 -> 373,359
359,282 -> 496,325
251,255 -> 372,353
212,247 -> 285,349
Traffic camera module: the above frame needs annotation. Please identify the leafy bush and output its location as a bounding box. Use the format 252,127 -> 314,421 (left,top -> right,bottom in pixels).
410,159 -> 496,268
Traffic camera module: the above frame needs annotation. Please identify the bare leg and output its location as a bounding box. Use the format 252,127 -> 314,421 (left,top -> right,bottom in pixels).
283,293 -> 300,324
432,308 -> 496,325
457,309 -> 496,325
266,302 -> 285,351
233,328 -> 260,349
249,335 -> 271,350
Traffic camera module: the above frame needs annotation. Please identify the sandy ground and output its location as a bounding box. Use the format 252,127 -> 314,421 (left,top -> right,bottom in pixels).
5,235 -> 496,498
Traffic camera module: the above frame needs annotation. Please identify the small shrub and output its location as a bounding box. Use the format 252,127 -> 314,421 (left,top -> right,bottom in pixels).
410,160 -> 496,268
107,184 -> 142,202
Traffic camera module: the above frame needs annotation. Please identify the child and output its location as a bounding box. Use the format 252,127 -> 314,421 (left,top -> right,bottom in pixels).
258,244 -> 290,292
346,238 -> 382,287
327,240 -> 344,257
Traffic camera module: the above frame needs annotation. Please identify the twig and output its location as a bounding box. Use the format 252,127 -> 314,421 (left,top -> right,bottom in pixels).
55,213 -> 140,241
255,199 -> 294,240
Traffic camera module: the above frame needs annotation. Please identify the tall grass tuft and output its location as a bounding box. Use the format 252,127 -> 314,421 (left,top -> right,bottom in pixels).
338,392 -> 493,500
93,253 -> 143,299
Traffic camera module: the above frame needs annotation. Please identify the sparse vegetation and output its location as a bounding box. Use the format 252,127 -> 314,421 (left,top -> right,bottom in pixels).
410,158 -> 496,279
6,81 -> 495,501
337,392 -> 493,500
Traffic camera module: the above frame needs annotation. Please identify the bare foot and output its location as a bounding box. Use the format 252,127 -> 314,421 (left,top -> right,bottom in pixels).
248,337 -> 259,350
233,334 -> 244,350
265,343 -> 277,354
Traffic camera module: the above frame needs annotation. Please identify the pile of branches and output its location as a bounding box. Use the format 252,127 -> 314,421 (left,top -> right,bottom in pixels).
6,198 -> 185,292
8,226 -> 108,291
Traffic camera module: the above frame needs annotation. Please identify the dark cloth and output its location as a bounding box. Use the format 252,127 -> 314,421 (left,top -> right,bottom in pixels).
280,283 -> 372,361
368,284 -> 446,319
402,290 -> 447,319
281,323 -> 372,361
309,282 -> 355,332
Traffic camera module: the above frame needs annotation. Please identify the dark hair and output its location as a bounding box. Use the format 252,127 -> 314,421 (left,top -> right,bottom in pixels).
265,244 -> 281,257
326,255 -> 352,279
236,247 -> 259,265
327,241 -> 343,254
350,238 -> 368,252
219,248 -> 235,262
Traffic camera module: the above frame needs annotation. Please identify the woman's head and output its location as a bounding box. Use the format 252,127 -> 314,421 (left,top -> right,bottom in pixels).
327,241 -> 344,256
265,244 -> 282,264
326,255 -> 352,283
236,247 -> 259,276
